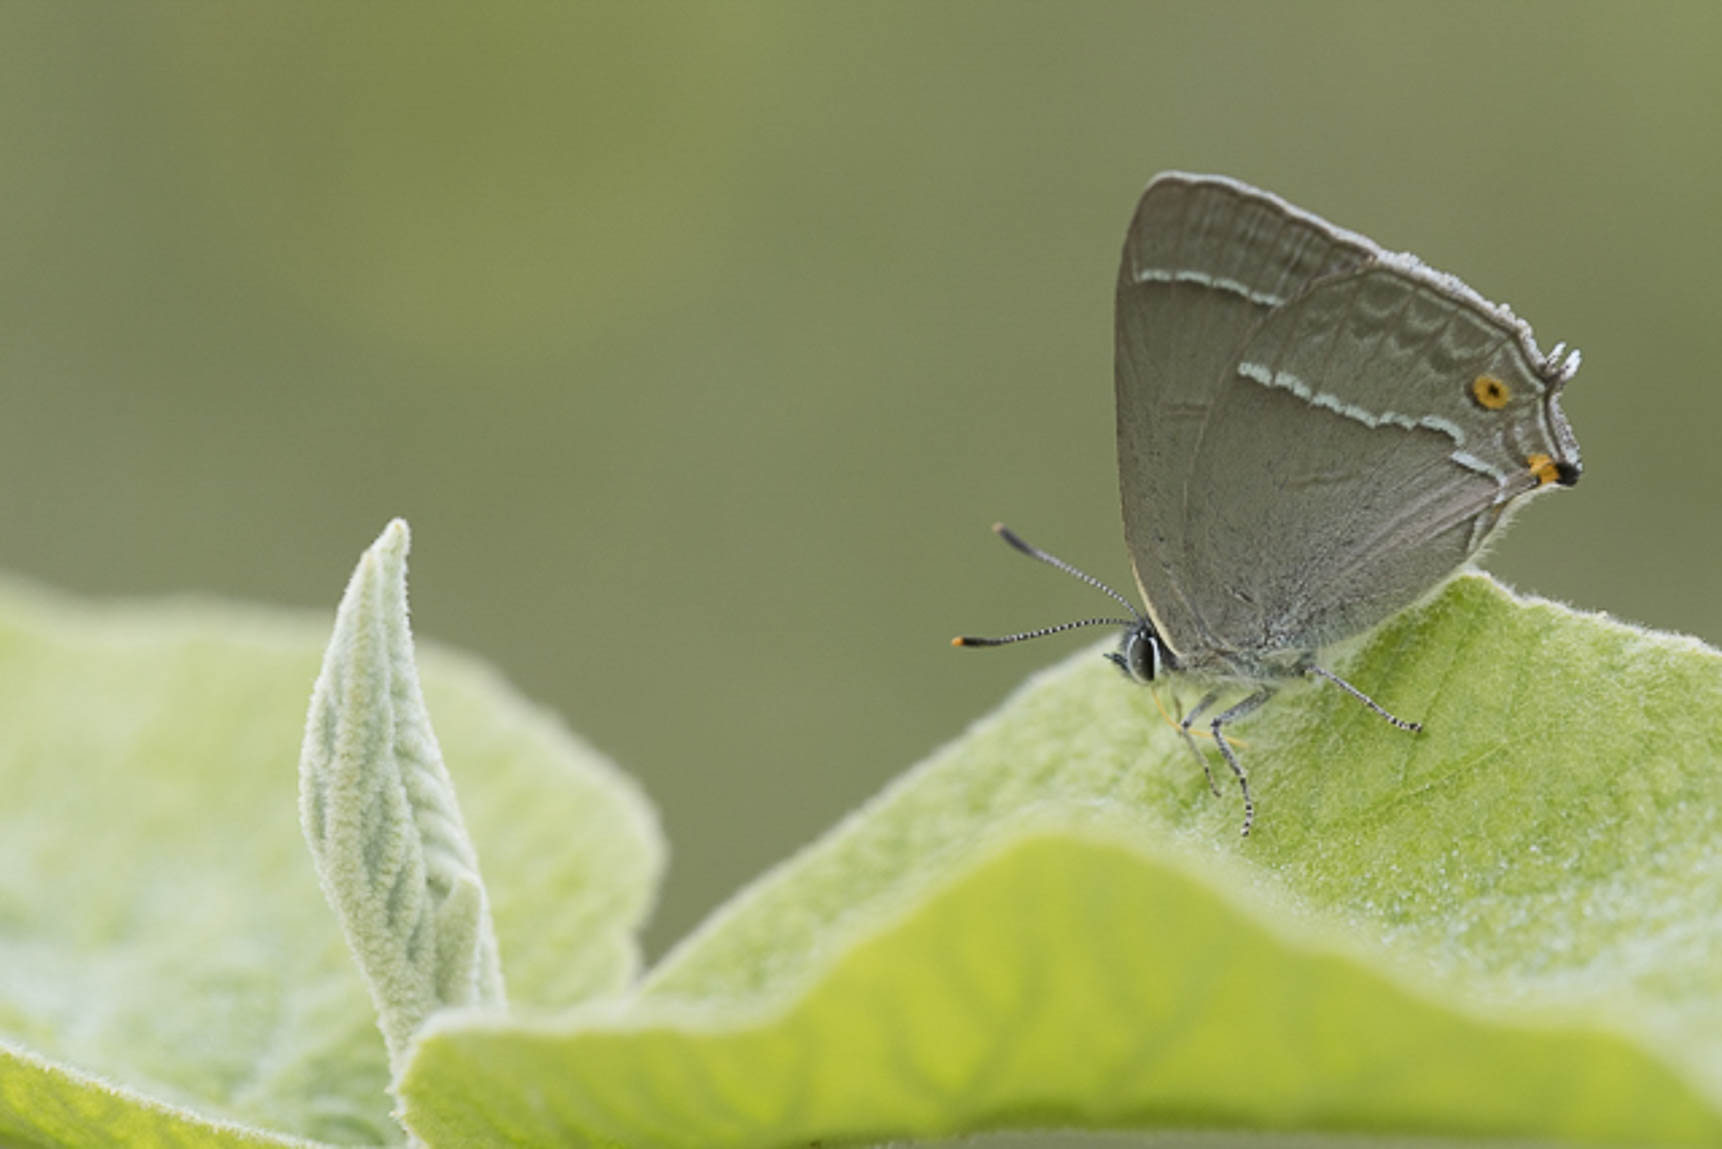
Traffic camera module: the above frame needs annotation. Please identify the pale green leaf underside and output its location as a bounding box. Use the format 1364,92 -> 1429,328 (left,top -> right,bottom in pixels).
0,578 -> 663,1148
403,575 -> 1722,1147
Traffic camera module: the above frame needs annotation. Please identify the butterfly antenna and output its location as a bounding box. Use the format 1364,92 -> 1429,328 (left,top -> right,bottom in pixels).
989,523 -> 1142,619
951,524 -> 1144,648
953,616 -> 1137,648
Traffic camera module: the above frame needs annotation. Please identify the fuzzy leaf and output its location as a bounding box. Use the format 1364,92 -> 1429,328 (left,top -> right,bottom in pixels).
0,559 -> 662,1146
401,574 -> 1722,1148
299,519 -> 505,1070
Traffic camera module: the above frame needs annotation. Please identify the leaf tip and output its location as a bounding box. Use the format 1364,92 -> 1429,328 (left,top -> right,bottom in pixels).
370,517 -> 412,565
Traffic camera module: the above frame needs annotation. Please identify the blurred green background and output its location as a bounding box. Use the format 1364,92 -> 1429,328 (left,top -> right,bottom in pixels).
3,3 -> 1717,958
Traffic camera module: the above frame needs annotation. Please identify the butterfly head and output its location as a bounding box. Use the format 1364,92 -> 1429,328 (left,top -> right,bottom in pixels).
1105,618 -> 1167,684
954,524 -> 1173,681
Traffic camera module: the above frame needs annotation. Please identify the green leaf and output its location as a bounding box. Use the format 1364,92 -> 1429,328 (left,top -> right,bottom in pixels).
299,519 -> 505,1073
0,552 -> 663,1146
401,574 -> 1722,1148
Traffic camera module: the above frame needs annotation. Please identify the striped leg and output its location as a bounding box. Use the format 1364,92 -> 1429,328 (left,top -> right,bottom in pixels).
1307,665 -> 1422,732
1210,686 -> 1275,837
1177,690 -> 1224,798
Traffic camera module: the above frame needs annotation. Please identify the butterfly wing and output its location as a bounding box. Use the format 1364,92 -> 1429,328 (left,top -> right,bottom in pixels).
1178,260 -> 1580,662
1114,174 -> 1374,660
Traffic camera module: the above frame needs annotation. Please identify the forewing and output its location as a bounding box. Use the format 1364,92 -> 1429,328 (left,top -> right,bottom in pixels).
1114,173 -> 1373,657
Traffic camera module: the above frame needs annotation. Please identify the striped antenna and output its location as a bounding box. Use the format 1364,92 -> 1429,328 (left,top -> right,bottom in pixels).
952,524 -> 1141,647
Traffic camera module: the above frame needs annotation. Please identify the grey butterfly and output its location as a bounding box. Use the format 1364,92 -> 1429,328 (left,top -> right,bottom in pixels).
958,173 -> 1582,836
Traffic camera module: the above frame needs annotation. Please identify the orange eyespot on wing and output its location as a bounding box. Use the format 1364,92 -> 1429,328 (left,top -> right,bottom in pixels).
1470,374 -> 1511,410
1527,452 -> 1562,487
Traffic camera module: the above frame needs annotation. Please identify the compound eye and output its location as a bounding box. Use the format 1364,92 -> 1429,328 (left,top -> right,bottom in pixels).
1125,627 -> 1160,683
1469,375 -> 1511,410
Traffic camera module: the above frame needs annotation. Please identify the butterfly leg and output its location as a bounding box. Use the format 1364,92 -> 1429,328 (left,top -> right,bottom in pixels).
1210,686 -> 1275,837
1307,665 -> 1422,733
1177,690 -> 1224,798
